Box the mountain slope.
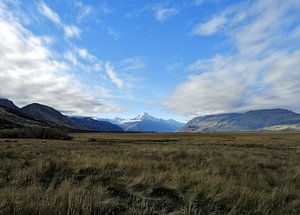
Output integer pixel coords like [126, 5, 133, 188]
[182, 109, 300, 132]
[0, 99, 123, 132]
[0, 99, 33, 119]
[0, 106, 44, 129]
[71, 117, 123, 132]
[262, 124, 300, 131]
[21, 103, 85, 130]
[119, 112, 184, 132]
[0, 98, 20, 110]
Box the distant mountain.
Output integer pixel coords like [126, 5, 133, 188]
[114, 112, 185, 132]
[182, 109, 300, 132]
[109, 117, 126, 125]
[71, 117, 123, 132]
[20, 103, 85, 130]
[5, 98, 299, 133]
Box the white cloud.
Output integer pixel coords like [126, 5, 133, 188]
[187, 55, 232, 72]
[165, 0, 300, 116]
[152, 6, 178, 22]
[192, 15, 227, 36]
[117, 57, 146, 90]
[77, 48, 96, 62]
[191, 3, 247, 36]
[63, 48, 101, 74]
[38, 2, 81, 38]
[38, 1, 60, 24]
[97, 86, 113, 98]
[63, 25, 80, 38]
[126, 4, 178, 22]
[105, 62, 124, 89]
[64, 51, 78, 65]
[0, 2, 122, 115]
[63, 47, 102, 76]
[117, 57, 146, 72]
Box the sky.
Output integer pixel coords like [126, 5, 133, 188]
[0, 0, 300, 122]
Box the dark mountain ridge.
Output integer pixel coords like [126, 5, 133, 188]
[0, 99, 48, 124]
[20, 103, 85, 129]
[0, 98, 20, 110]
[0, 99, 122, 131]
[71, 116, 123, 132]
[0, 106, 44, 129]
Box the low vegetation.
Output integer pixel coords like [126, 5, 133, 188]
[0, 127, 72, 140]
[0, 132, 299, 214]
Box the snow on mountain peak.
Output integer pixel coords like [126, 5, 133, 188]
[133, 112, 154, 120]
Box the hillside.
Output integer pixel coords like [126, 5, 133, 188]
[0, 106, 44, 129]
[0, 98, 20, 110]
[21, 103, 86, 130]
[262, 124, 300, 131]
[182, 109, 300, 132]
[71, 117, 123, 132]
[0, 99, 125, 132]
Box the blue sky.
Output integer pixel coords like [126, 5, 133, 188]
[0, 0, 300, 122]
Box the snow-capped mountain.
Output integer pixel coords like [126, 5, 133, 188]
[132, 112, 156, 121]
[108, 112, 185, 132]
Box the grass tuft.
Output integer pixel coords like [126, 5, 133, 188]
[0, 132, 299, 214]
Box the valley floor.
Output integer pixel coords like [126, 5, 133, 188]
[0, 132, 300, 214]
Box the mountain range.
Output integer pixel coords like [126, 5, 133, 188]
[0, 99, 123, 132]
[181, 109, 300, 132]
[70, 116, 123, 132]
[0, 99, 184, 132]
[104, 112, 185, 132]
[1, 98, 300, 132]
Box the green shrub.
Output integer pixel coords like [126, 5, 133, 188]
[0, 128, 22, 138]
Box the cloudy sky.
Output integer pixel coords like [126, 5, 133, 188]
[0, 0, 299, 121]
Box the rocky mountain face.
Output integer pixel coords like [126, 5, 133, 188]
[112, 112, 185, 132]
[182, 109, 300, 132]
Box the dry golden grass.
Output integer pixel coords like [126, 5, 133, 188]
[0, 132, 300, 214]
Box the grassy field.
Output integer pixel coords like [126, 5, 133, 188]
[0, 132, 299, 214]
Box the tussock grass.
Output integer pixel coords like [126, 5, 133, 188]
[0, 132, 299, 214]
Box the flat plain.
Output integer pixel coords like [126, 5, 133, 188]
[0, 132, 299, 214]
